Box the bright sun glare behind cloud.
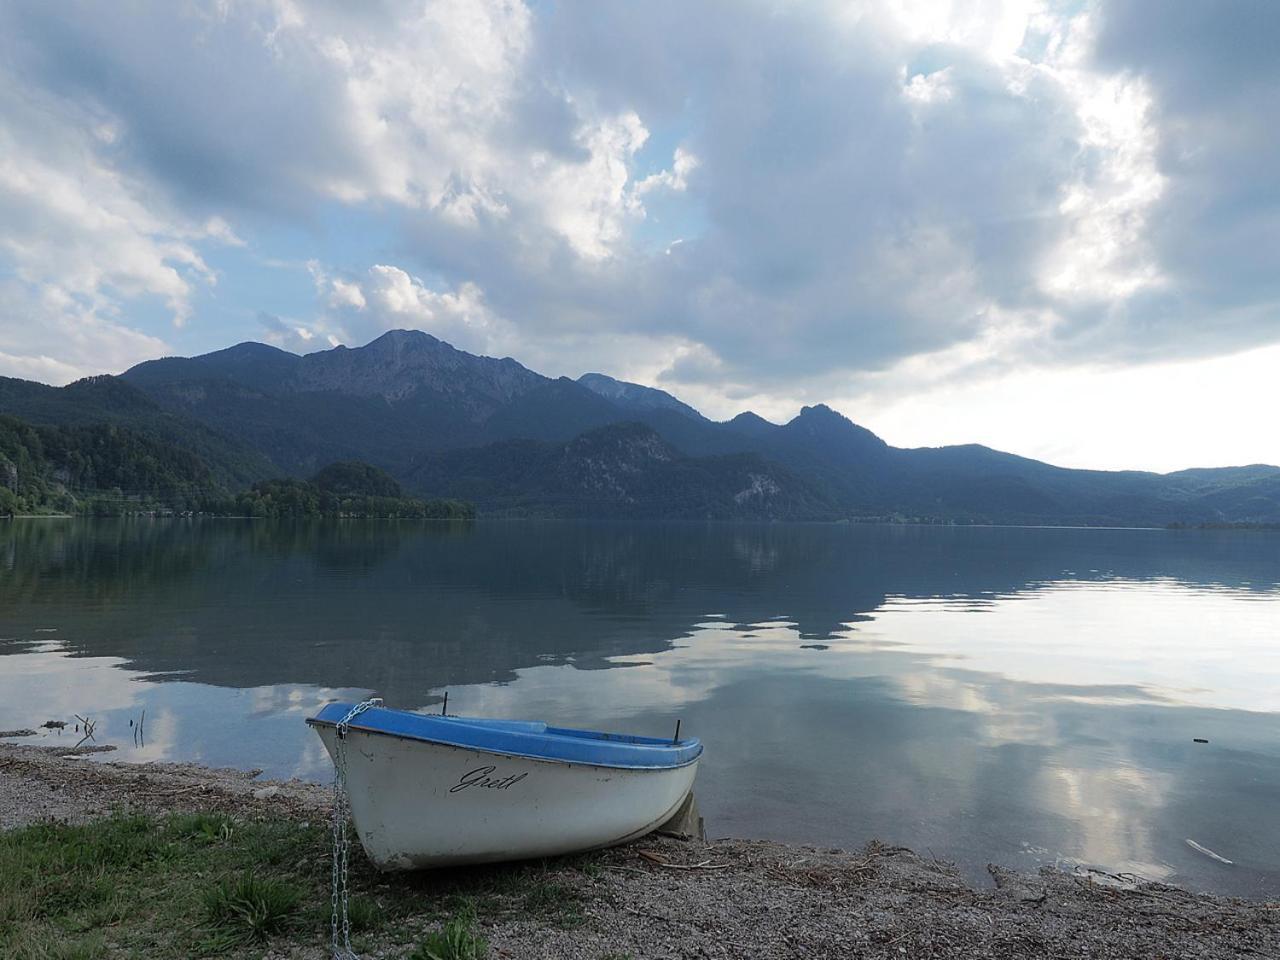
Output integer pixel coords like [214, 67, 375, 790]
[853, 343, 1280, 473]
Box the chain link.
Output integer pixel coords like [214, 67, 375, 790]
[330, 698, 382, 960]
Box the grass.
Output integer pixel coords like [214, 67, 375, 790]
[0, 811, 596, 958]
[0, 812, 327, 958]
[408, 911, 488, 960]
[201, 872, 302, 949]
[345, 894, 383, 932]
[517, 873, 585, 928]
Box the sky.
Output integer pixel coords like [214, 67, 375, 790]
[0, 0, 1277, 473]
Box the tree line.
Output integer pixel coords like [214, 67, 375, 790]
[0, 415, 472, 519]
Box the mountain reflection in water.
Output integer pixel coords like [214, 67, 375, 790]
[1, 519, 1278, 898]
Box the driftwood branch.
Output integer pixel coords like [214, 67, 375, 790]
[636, 849, 730, 871]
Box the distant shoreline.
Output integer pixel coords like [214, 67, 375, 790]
[7, 513, 1279, 532]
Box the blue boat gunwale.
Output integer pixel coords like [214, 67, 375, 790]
[307, 703, 702, 771]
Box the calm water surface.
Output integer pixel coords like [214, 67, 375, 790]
[2, 519, 1278, 897]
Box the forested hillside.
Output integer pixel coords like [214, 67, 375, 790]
[201, 461, 474, 519]
[0, 375, 275, 487]
[409, 422, 832, 519]
[0, 415, 220, 514]
[0, 415, 472, 518]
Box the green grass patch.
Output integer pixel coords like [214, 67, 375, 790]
[201, 871, 301, 950]
[408, 911, 489, 960]
[170, 812, 236, 845]
[0, 812, 592, 958]
[345, 894, 383, 933]
[0, 812, 327, 958]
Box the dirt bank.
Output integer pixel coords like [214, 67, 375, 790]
[2, 741, 1277, 959]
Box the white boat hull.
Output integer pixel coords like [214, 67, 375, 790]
[315, 724, 699, 870]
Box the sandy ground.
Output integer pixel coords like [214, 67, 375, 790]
[3, 740, 1278, 959]
[0, 740, 330, 828]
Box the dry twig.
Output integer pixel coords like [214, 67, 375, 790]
[637, 849, 730, 871]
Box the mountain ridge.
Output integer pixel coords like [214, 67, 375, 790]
[577, 372, 706, 422]
[2, 329, 1276, 524]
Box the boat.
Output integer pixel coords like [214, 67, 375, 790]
[307, 702, 703, 870]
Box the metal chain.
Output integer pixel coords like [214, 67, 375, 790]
[330, 698, 382, 960]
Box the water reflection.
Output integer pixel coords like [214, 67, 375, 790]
[1, 519, 1278, 897]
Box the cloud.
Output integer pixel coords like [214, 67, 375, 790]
[0, 280, 170, 384]
[1078, 0, 1280, 361]
[256, 304, 337, 354]
[843, 339, 1280, 473]
[0, 15, 243, 380]
[634, 147, 699, 197]
[327, 279, 366, 311]
[516, 3, 1085, 384]
[310, 264, 514, 359]
[0, 82, 211, 320]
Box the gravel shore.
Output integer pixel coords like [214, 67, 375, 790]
[3, 741, 1277, 959]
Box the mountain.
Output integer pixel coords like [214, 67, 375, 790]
[120, 330, 622, 475]
[577, 372, 706, 421]
[0, 413, 224, 514]
[726, 411, 780, 439]
[409, 421, 833, 520]
[0, 375, 274, 487]
[2, 329, 1277, 524]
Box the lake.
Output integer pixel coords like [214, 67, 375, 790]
[2, 519, 1278, 897]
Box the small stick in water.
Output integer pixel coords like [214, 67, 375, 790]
[1186, 839, 1234, 865]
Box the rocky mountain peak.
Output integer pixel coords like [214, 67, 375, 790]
[294, 329, 544, 407]
[577, 373, 705, 421]
[788, 404, 887, 451]
[727, 411, 778, 437]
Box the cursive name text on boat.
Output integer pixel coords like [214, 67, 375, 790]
[450, 766, 530, 794]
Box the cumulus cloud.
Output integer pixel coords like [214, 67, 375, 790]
[327, 279, 366, 311]
[0, 85, 210, 316]
[634, 147, 699, 196]
[0, 280, 170, 384]
[255, 311, 322, 352]
[307, 264, 514, 359]
[0, 13, 246, 381]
